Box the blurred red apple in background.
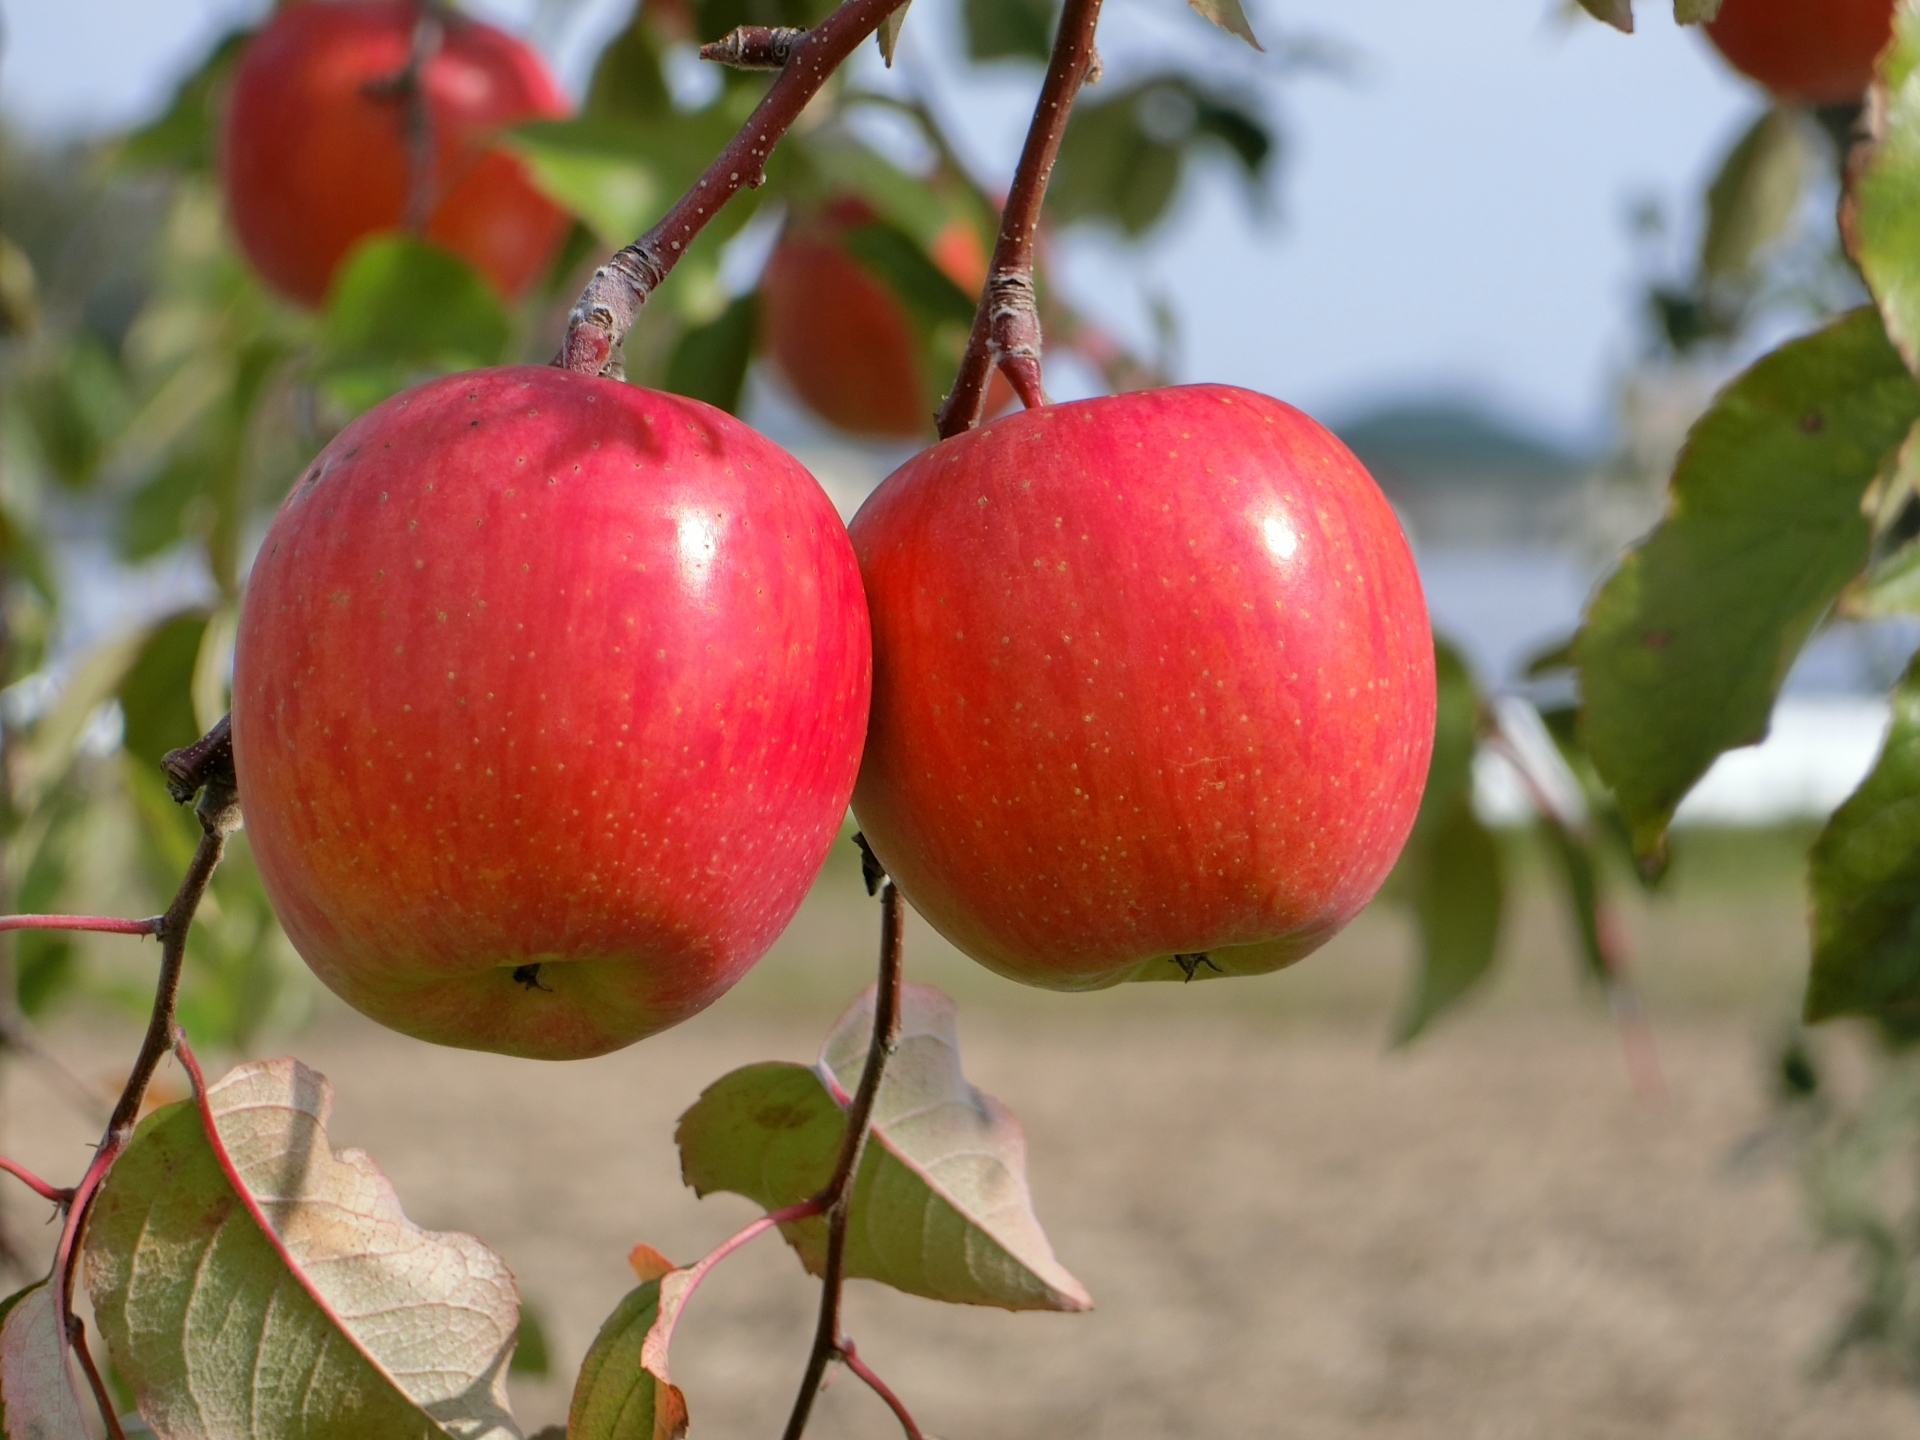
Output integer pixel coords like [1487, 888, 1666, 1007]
[222, 0, 570, 307]
[760, 197, 1011, 438]
[849, 384, 1434, 990]
[232, 366, 871, 1058]
[1704, 0, 1894, 103]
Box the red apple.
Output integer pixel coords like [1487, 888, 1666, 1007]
[759, 198, 1011, 438]
[848, 385, 1433, 990]
[231, 366, 871, 1058]
[222, 0, 570, 308]
[1704, 0, 1894, 103]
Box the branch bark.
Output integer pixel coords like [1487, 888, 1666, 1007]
[48, 719, 241, 1438]
[555, 0, 907, 377]
[779, 881, 907, 1440]
[935, 0, 1105, 437]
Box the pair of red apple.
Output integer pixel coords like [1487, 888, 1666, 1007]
[233, 366, 1435, 1058]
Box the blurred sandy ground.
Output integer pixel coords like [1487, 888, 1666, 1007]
[6, 828, 1919, 1439]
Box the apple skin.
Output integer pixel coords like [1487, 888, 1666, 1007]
[232, 366, 871, 1058]
[759, 198, 1010, 438]
[1704, 0, 1893, 103]
[222, 0, 570, 308]
[848, 385, 1434, 991]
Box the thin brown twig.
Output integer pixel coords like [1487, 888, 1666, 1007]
[555, 0, 906, 376]
[838, 1337, 925, 1440]
[936, 0, 1105, 437]
[49, 720, 239, 1440]
[68, 1314, 128, 1440]
[779, 881, 907, 1440]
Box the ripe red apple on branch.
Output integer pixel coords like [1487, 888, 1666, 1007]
[850, 384, 1435, 989]
[1703, 0, 1895, 103]
[759, 197, 1013, 437]
[230, 366, 871, 1059]
[221, 0, 571, 306]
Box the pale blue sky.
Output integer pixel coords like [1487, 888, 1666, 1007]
[2, 0, 1757, 444]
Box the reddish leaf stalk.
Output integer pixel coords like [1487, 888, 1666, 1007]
[935, 0, 1105, 437]
[0, 1153, 71, 1205]
[838, 1337, 924, 1440]
[1485, 726, 1666, 1101]
[779, 881, 908, 1440]
[50, 721, 240, 1439]
[0, 914, 161, 937]
[645, 1196, 826, 1363]
[556, 0, 907, 377]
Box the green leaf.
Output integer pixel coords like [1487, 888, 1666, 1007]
[118, 610, 210, 771]
[1392, 638, 1504, 1042]
[567, 1277, 683, 1440]
[1397, 801, 1504, 1043]
[1049, 77, 1272, 236]
[664, 294, 758, 414]
[504, 120, 667, 249]
[584, 9, 674, 125]
[318, 237, 509, 412]
[1848, 3, 1920, 374]
[1807, 655, 1920, 1025]
[113, 29, 249, 173]
[1700, 108, 1810, 283]
[676, 984, 1092, 1312]
[1674, 0, 1722, 20]
[963, 0, 1055, 61]
[1186, 0, 1262, 50]
[1576, 0, 1634, 33]
[1576, 308, 1920, 861]
[84, 1057, 523, 1440]
[18, 334, 132, 488]
[0, 1281, 89, 1439]
[1536, 815, 1609, 986]
[842, 221, 978, 328]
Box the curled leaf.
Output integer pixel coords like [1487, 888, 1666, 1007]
[677, 984, 1091, 1312]
[84, 1057, 523, 1440]
[567, 1281, 686, 1440]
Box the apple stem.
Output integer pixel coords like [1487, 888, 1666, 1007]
[0, 913, 161, 937]
[935, 0, 1105, 438]
[554, 0, 908, 377]
[837, 1337, 926, 1440]
[362, 1, 448, 235]
[780, 880, 906, 1440]
[0, 1153, 72, 1205]
[49, 718, 241, 1440]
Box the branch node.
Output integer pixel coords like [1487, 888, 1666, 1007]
[701, 25, 807, 68]
[161, 714, 233, 806]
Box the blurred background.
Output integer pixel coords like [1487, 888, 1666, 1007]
[5, 0, 1920, 1435]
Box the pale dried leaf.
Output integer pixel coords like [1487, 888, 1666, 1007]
[0, 1282, 89, 1440]
[1186, 0, 1262, 50]
[878, 1, 910, 65]
[84, 1057, 523, 1440]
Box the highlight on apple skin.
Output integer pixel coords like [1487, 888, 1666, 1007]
[848, 384, 1436, 991]
[231, 366, 872, 1059]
